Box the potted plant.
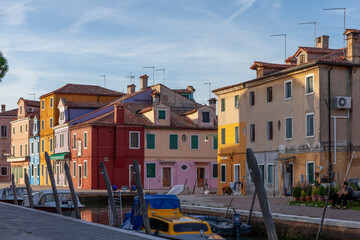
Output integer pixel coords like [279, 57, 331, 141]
[222, 186, 232, 195]
[312, 186, 319, 201]
[306, 186, 312, 202]
[292, 185, 301, 201]
[318, 185, 325, 201]
[300, 190, 306, 202]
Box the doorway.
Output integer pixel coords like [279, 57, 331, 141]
[56, 164, 60, 186]
[45, 166, 48, 185]
[197, 168, 205, 187]
[162, 167, 171, 188]
[284, 162, 294, 196]
[34, 167, 37, 185]
[78, 165, 82, 188]
[234, 164, 241, 182]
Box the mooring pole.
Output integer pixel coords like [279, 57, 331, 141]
[99, 161, 121, 228]
[45, 152, 62, 215]
[246, 148, 278, 240]
[11, 174, 18, 205]
[316, 172, 335, 240]
[224, 198, 234, 218]
[247, 191, 257, 225]
[64, 163, 81, 219]
[24, 173, 34, 208]
[133, 160, 151, 234]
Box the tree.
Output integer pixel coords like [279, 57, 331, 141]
[0, 52, 9, 82]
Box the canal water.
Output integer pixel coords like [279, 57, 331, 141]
[80, 204, 266, 240]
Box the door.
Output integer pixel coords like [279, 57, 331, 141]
[285, 163, 294, 196]
[56, 164, 60, 186]
[34, 167, 37, 185]
[78, 165, 82, 188]
[162, 167, 171, 188]
[45, 167, 48, 185]
[234, 164, 241, 182]
[197, 168, 205, 187]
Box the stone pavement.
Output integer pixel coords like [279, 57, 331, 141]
[0, 202, 162, 240]
[178, 194, 360, 222]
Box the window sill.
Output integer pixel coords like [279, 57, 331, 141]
[284, 97, 293, 101]
[285, 138, 293, 141]
[306, 135, 314, 138]
[305, 92, 314, 96]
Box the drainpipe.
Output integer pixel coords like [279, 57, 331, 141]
[328, 66, 333, 181]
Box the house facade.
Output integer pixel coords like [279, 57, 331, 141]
[0, 105, 17, 182]
[213, 30, 360, 196]
[29, 114, 40, 185]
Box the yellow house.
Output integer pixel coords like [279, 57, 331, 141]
[39, 84, 123, 185]
[214, 31, 360, 196]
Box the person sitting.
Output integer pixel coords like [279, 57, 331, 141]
[331, 181, 356, 209]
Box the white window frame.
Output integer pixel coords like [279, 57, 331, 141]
[73, 161, 76, 177]
[221, 128, 225, 145]
[50, 118, 53, 128]
[284, 80, 293, 100]
[41, 120, 45, 130]
[84, 132, 88, 149]
[267, 163, 274, 184]
[41, 100, 45, 110]
[157, 109, 167, 120]
[190, 134, 199, 150]
[220, 164, 226, 183]
[84, 160, 87, 178]
[233, 164, 241, 182]
[285, 117, 293, 140]
[201, 111, 211, 124]
[306, 113, 315, 138]
[306, 161, 315, 184]
[41, 139, 45, 152]
[305, 74, 314, 96]
[129, 131, 140, 149]
[50, 97, 53, 108]
[212, 163, 218, 179]
[73, 133, 77, 150]
[235, 126, 239, 144]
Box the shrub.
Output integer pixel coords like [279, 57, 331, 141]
[312, 186, 319, 196]
[306, 186, 312, 196]
[292, 185, 301, 198]
[318, 185, 325, 197]
[301, 190, 306, 198]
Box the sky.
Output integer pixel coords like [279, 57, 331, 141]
[1, 0, 360, 110]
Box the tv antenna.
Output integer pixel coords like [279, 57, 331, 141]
[143, 66, 155, 85]
[204, 83, 211, 100]
[299, 22, 316, 47]
[324, 8, 346, 47]
[270, 34, 287, 60]
[100, 75, 106, 88]
[126, 72, 135, 84]
[155, 69, 165, 85]
[28, 93, 36, 101]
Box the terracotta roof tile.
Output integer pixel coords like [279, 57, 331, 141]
[66, 101, 107, 109]
[0, 108, 17, 116]
[40, 84, 124, 98]
[24, 99, 40, 107]
[250, 61, 292, 70]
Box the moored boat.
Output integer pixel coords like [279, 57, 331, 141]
[122, 194, 224, 239]
[23, 190, 84, 216]
[0, 187, 28, 205]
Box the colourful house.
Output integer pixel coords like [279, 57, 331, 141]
[29, 114, 40, 185]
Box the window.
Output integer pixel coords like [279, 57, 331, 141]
[202, 111, 210, 123]
[285, 117, 293, 139]
[169, 134, 178, 150]
[37, 140, 40, 153]
[299, 55, 305, 64]
[84, 161, 87, 178]
[213, 136, 218, 150]
[234, 95, 239, 109]
[20, 145, 23, 156]
[305, 75, 314, 94]
[267, 164, 273, 183]
[284, 80, 292, 99]
[50, 97, 53, 108]
[34, 122, 37, 132]
[50, 118, 53, 128]
[191, 135, 199, 150]
[13, 127, 15, 135]
[60, 133, 65, 147]
[307, 162, 314, 184]
[41, 164, 44, 176]
[25, 144, 28, 156]
[158, 110, 166, 120]
[130, 131, 140, 149]
[84, 132, 88, 149]
[41, 120, 45, 130]
[26, 124, 28, 132]
[267, 87, 272, 102]
[306, 113, 314, 137]
[250, 124, 255, 142]
[1, 126, 7, 137]
[235, 126, 239, 144]
[49, 138, 53, 152]
[221, 128, 225, 145]
[20, 125, 23, 133]
[146, 134, 155, 149]
[146, 163, 156, 178]
[41, 139, 45, 153]
[149, 218, 169, 232]
[13, 146, 15, 156]
[31, 142, 34, 154]
[73, 161, 76, 177]
[221, 98, 225, 112]
[1, 167, 7, 176]
[267, 121, 273, 140]
[31, 164, 34, 177]
[60, 111, 65, 121]
[212, 164, 218, 178]
[249, 91, 255, 106]
[41, 100, 45, 110]
[20, 106, 23, 114]
[259, 164, 265, 183]
[73, 134, 77, 149]
[181, 164, 189, 171]
[220, 164, 226, 183]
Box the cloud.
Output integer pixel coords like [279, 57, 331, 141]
[226, 0, 256, 23]
[0, 0, 32, 26]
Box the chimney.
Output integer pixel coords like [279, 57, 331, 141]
[208, 98, 217, 110]
[127, 84, 136, 94]
[345, 29, 360, 64]
[1, 104, 5, 112]
[114, 104, 125, 125]
[140, 75, 149, 90]
[151, 91, 160, 105]
[316, 35, 329, 49]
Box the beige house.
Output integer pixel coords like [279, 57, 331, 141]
[214, 30, 360, 195]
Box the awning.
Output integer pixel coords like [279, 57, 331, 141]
[50, 152, 69, 160]
[7, 157, 28, 162]
[277, 155, 295, 161]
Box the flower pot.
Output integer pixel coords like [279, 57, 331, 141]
[293, 197, 300, 201]
[300, 197, 306, 202]
[312, 196, 318, 201]
[318, 196, 325, 202]
[306, 196, 312, 202]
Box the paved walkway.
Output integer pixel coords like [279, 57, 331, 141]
[178, 195, 360, 222]
[0, 202, 162, 240]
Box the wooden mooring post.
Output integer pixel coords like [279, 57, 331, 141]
[45, 152, 62, 215]
[64, 163, 81, 219]
[224, 198, 233, 218]
[99, 161, 121, 228]
[247, 191, 257, 225]
[246, 148, 278, 240]
[133, 160, 151, 235]
[24, 173, 34, 208]
[11, 174, 18, 205]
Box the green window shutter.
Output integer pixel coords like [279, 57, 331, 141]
[146, 163, 156, 178]
[307, 163, 314, 183]
[221, 165, 226, 182]
[213, 164, 218, 178]
[146, 134, 155, 149]
[158, 110, 166, 120]
[169, 134, 178, 149]
[191, 135, 199, 149]
[213, 136, 218, 150]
